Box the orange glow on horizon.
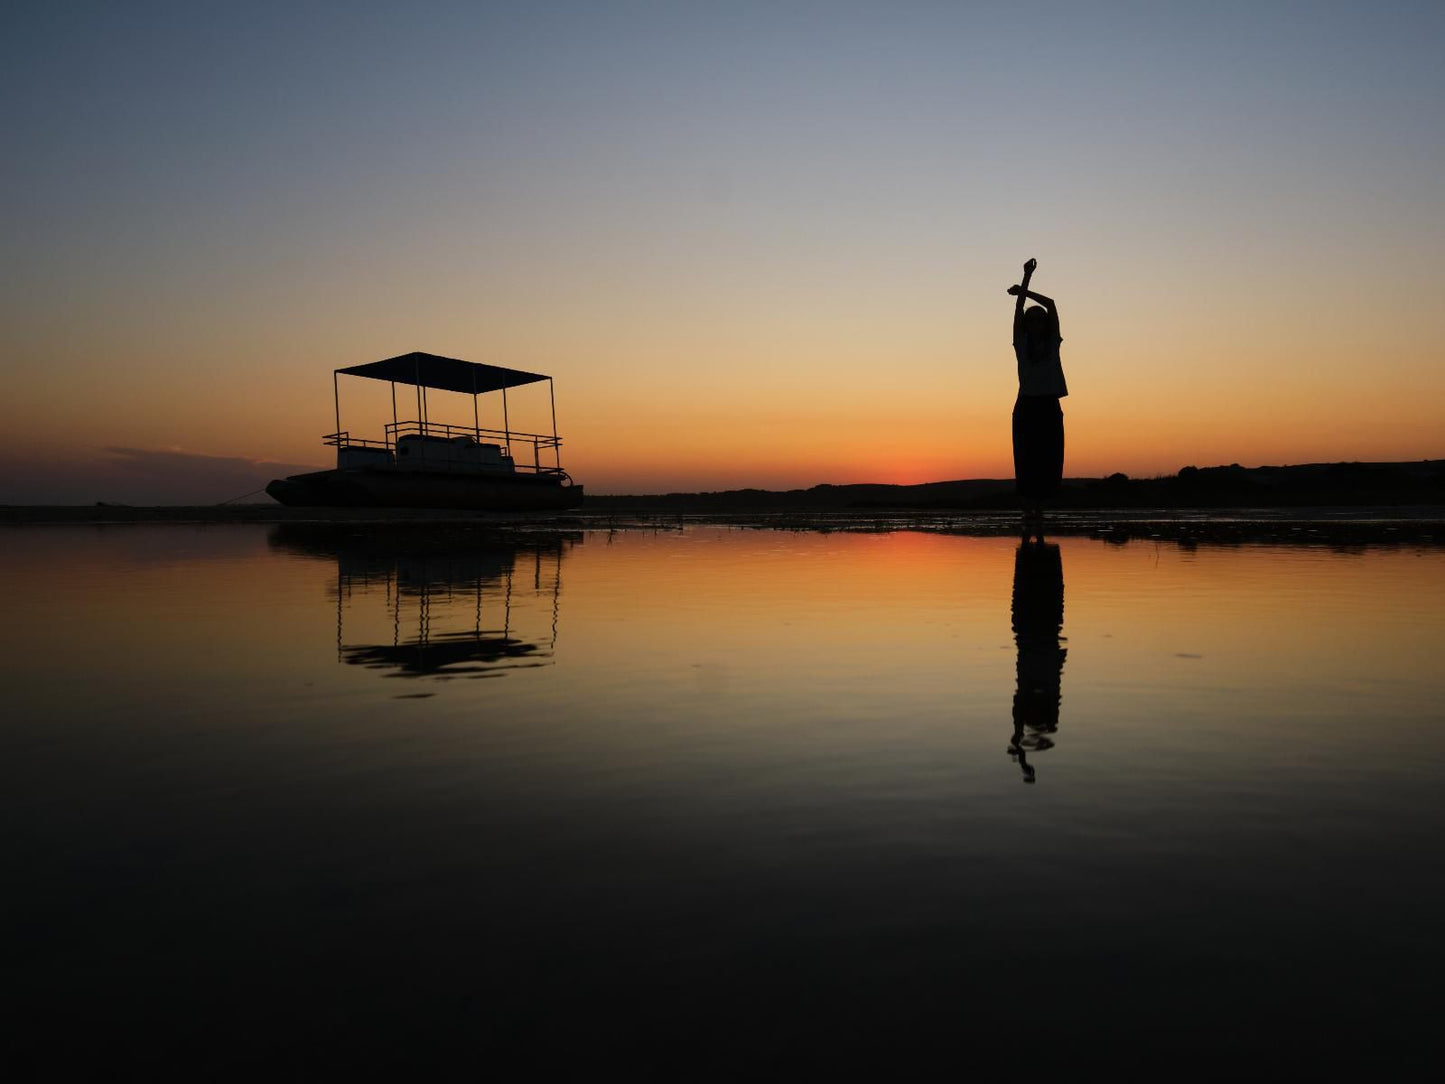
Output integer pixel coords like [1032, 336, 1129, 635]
[5, 3, 1444, 505]
[5, 246, 1442, 499]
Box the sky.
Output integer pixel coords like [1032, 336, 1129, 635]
[3, 0, 1442, 502]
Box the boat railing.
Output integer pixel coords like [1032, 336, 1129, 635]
[324, 421, 566, 475]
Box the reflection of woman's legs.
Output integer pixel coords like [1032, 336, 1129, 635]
[1008, 541, 1066, 782]
[1007, 718, 1037, 783]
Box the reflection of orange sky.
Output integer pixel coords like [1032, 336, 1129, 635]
[15, 526, 1444, 657]
[558, 530, 1445, 709]
[9, 528, 1444, 733]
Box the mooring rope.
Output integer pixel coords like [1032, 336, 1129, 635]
[216, 486, 268, 506]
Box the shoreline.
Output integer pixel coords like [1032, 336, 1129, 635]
[4, 503, 1444, 546]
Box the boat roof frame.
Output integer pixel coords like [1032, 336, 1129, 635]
[335, 351, 550, 395]
[328, 351, 565, 475]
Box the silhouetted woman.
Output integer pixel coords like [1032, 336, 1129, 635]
[1007, 258, 1067, 533]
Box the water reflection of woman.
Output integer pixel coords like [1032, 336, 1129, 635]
[1009, 540, 1066, 784]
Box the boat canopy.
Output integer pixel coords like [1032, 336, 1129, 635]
[336, 352, 550, 395]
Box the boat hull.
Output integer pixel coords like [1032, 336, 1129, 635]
[266, 468, 584, 511]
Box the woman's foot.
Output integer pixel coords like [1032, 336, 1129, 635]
[1021, 504, 1046, 543]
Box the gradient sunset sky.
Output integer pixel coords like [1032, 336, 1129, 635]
[4, 1, 1442, 502]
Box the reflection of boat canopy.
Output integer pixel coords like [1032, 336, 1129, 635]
[266, 351, 583, 510]
[343, 632, 545, 678]
[267, 524, 574, 683]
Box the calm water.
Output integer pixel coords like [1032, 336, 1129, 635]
[5, 525, 1444, 1071]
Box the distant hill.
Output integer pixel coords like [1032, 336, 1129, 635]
[587, 460, 1445, 512]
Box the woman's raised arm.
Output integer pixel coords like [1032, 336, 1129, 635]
[1013, 259, 1036, 315]
[1010, 258, 1037, 338]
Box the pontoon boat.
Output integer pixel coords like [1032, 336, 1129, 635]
[266, 352, 583, 510]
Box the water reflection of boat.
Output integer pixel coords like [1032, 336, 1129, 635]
[266, 352, 583, 510]
[269, 524, 578, 682]
[1008, 540, 1066, 782]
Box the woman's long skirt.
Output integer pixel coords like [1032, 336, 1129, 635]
[1012, 394, 1064, 500]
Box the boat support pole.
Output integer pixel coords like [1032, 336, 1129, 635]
[471, 370, 480, 441]
[390, 382, 398, 448]
[414, 357, 423, 436]
[549, 379, 560, 471]
[333, 372, 341, 444]
[502, 388, 511, 456]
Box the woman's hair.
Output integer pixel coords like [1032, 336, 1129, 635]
[1019, 305, 1054, 360]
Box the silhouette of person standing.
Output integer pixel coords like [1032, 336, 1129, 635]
[1008, 539, 1066, 783]
[1007, 258, 1067, 533]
